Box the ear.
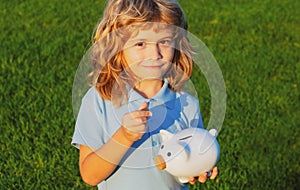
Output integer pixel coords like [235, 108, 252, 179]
[209, 128, 218, 137]
[160, 130, 174, 142]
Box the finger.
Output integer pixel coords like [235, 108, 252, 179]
[137, 102, 152, 116]
[210, 167, 218, 180]
[138, 102, 148, 111]
[122, 115, 149, 132]
[188, 177, 196, 185]
[131, 110, 152, 118]
[198, 172, 207, 183]
[128, 115, 150, 125]
[131, 124, 148, 132]
[124, 120, 148, 132]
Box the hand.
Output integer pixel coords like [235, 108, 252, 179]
[121, 102, 152, 142]
[188, 166, 218, 185]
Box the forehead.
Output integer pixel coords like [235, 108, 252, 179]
[128, 22, 175, 39]
[130, 28, 173, 41]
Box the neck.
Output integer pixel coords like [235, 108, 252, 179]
[134, 79, 164, 98]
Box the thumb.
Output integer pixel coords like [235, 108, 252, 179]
[138, 102, 148, 111]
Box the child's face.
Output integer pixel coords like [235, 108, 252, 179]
[123, 27, 175, 81]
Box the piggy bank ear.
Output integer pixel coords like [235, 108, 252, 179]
[160, 130, 174, 142]
[209, 128, 218, 136]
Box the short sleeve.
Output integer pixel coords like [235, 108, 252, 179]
[71, 87, 106, 150]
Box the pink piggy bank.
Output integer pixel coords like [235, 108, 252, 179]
[154, 128, 220, 183]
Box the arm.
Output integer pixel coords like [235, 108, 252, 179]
[79, 102, 151, 186]
[79, 127, 133, 186]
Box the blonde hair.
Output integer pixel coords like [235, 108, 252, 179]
[89, 0, 194, 105]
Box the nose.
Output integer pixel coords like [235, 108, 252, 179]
[147, 43, 162, 60]
[154, 155, 166, 170]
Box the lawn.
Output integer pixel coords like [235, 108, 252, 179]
[0, 0, 299, 189]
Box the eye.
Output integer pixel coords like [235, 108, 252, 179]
[135, 41, 146, 47]
[159, 39, 173, 47]
[160, 145, 164, 149]
[167, 152, 171, 157]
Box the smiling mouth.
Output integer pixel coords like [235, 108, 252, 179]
[142, 65, 163, 68]
[141, 62, 165, 68]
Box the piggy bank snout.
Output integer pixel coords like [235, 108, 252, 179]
[154, 155, 166, 170]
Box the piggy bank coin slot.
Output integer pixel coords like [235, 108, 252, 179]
[178, 135, 192, 141]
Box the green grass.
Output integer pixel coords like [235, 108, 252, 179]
[1, 0, 299, 189]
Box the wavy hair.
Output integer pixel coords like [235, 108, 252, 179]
[89, 0, 194, 105]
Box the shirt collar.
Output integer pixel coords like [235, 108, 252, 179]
[127, 79, 176, 109]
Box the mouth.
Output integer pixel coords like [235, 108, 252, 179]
[142, 65, 163, 68]
[141, 62, 165, 68]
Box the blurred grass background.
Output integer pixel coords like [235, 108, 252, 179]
[0, 0, 299, 189]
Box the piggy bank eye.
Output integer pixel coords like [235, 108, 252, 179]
[160, 145, 164, 149]
[167, 152, 171, 157]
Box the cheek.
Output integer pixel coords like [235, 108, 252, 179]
[123, 49, 141, 66]
[162, 49, 175, 62]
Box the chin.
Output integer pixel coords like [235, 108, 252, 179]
[138, 74, 164, 80]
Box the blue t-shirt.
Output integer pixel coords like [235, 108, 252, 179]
[72, 80, 204, 190]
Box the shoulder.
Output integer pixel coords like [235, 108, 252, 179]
[81, 86, 109, 113]
[82, 86, 99, 101]
[176, 91, 199, 106]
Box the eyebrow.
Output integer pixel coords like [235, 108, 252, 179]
[128, 38, 148, 43]
[129, 35, 173, 42]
